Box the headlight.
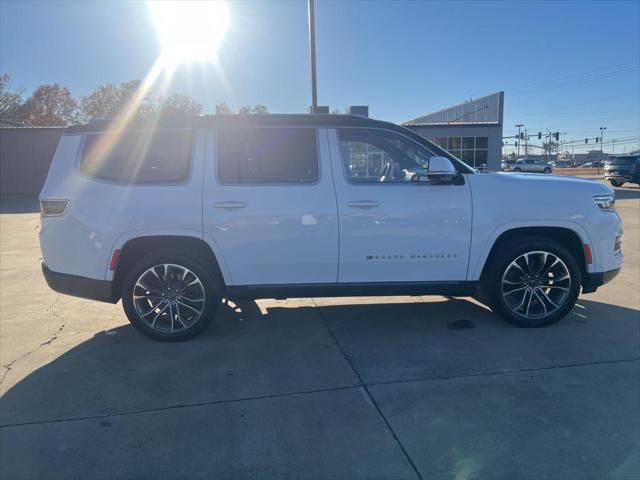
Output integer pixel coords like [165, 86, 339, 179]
[593, 194, 615, 211]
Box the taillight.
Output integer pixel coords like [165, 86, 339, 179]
[40, 199, 69, 216]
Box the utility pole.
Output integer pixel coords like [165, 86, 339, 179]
[515, 124, 523, 158]
[524, 128, 529, 158]
[307, 0, 318, 113]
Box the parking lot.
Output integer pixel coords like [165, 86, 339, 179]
[0, 182, 638, 480]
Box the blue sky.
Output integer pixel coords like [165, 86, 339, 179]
[1, 0, 638, 153]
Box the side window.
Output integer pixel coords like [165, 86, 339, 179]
[217, 127, 318, 184]
[80, 130, 193, 183]
[339, 128, 435, 183]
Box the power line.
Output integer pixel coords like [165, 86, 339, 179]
[508, 66, 639, 97]
[506, 61, 639, 94]
[514, 91, 639, 117]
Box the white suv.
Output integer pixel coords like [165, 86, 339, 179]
[39, 115, 623, 341]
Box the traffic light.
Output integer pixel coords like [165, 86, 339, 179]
[595, 137, 599, 143]
[515, 141, 518, 147]
[520, 133, 525, 140]
[554, 132, 560, 141]
[538, 132, 542, 139]
[585, 138, 589, 144]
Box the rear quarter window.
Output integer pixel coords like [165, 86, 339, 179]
[216, 127, 319, 184]
[79, 129, 193, 184]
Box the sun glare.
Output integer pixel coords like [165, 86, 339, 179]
[147, 0, 230, 66]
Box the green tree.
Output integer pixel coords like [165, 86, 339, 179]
[19, 83, 77, 126]
[0, 74, 24, 124]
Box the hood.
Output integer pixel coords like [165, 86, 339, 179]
[476, 172, 613, 196]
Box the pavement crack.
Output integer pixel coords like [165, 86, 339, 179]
[0, 296, 65, 385]
[0, 384, 361, 429]
[367, 357, 640, 388]
[310, 298, 424, 480]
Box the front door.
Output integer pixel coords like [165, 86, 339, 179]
[203, 127, 339, 286]
[327, 128, 472, 283]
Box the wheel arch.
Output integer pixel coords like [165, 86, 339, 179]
[476, 226, 590, 284]
[112, 235, 228, 299]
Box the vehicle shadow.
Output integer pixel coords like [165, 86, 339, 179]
[1, 296, 638, 428]
[0, 195, 40, 214]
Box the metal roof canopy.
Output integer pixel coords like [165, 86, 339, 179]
[403, 91, 504, 126]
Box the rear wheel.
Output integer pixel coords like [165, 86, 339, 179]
[514, 168, 522, 172]
[483, 236, 581, 327]
[610, 179, 624, 187]
[544, 167, 551, 174]
[122, 252, 220, 341]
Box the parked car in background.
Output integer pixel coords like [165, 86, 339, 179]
[605, 154, 640, 187]
[39, 114, 622, 341]
[514, 159, 553, 174]
[501, 159, 516, 171]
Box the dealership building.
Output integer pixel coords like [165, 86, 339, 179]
[402, 91, 504, 171]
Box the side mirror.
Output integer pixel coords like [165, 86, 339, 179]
[428, 156, 458, 183]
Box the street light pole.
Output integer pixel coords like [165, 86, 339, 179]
[307, 0, 318, 113]
[599, 126, 606, 153]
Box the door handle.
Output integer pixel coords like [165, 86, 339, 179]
[347, 200, 380, 208]
[214, 201, 247, 209]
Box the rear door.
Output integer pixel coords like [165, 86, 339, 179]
[327, 128, 472, 283]
[203, 127, 338, 286]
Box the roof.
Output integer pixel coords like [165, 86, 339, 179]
[65, 114, 400, 134]
[63, 113, 475, 174]
[403, 91, 504, 126]
[0, 126, 67, 130]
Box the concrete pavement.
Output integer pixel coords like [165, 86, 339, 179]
[1, 184, 638, 479]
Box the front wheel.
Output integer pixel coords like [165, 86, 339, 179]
[514, 168, 522, 172]
[122, 252, 220, 341]
[483, 237, 581, 327]
[610, 179, 624, 187]
[544, 167, 551, 174]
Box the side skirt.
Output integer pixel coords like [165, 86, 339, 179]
[225, 281, 479, 301]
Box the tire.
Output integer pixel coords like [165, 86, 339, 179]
[482, 236, 581, 328]
[514, 168, 521, 172]
[121, 251, 220, 341]
[610, 179, 624, 187]
[544, 167, 551, 174]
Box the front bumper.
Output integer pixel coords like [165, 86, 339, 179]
[582, 267, 621, 294]
[605, 173, 633, 182]
[42, 264, 119, 303]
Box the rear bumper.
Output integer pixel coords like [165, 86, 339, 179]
[582, 267, 621, 294]
[42, 264, 119, 303]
